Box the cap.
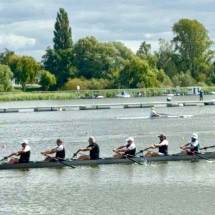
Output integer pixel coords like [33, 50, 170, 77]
[158, 134, 166, 138]
[191, 133, 198, 139]
[89, 136, 95, 143]
[21, 139, 28, 145]
[126, 137, 134, 142]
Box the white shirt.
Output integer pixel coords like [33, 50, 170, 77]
[160, 139, 168, 146]
[56, 145, 64, 151]
[124, 142, 136, 150]
[189, 140, 198, 147]
[150, 110, 157, 117]
[23, 145, 30, 152]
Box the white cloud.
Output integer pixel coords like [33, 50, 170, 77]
[0, 34, 36, 50]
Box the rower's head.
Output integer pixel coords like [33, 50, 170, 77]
[126, 137, 134, 145]
[56, 139, 63, 146]
[21, 139, 28, 147]
[151, 107, 154, 110]
[191, 133, 198, 141]
[88, 136, 96, 144]
[158, 134, 166, 140]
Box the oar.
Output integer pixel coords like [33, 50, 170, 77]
[0, 154, 14, 162]
[113, 151, 142, 165]
[193, 152, 215, 163]
[135, 148, 149, 156]
[200, 145, 215, 150]
[0, 156, 8, 161]
[57, 159, 76, 168]
[41, 153, 76, 168]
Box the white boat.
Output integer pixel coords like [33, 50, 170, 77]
[117, 114, 193, 120]
[116, 91, 131, 98]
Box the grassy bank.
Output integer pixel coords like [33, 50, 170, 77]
[0, 87, 214, 102]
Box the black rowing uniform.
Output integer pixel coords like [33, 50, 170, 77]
[19, 145, 31, 163]
[89, 143, 100, 160]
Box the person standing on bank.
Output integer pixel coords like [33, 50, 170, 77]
[41, 139, 65, 161]
[144, 134, 168, 157]
[113, 137, 136, 158]
[74, 136, 100, 160]
[199, 90, 203, 101]
[8, 140, 31, 164]
[180, 133, 200, 155]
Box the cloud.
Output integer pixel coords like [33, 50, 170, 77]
[0, 34, 36, 50]
[0, 0, 214, 61]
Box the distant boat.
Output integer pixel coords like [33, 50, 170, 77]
[116, 91, 131, 98]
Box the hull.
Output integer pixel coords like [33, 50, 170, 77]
[0, 152, 215, 170]
[117, 114, 193, 120]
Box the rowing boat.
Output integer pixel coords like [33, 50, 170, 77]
[0, 152, 215, 170]
[117, 114, 193, 120]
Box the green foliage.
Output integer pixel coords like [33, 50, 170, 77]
[53, 8, 73, 50]
[0, 64, 13, 91]
[63, 78, 114, 90]
[172, 18, 214, 80]
[119, 56, 160, 88]
[73, 37, 134, 80]
[39, 70, 56, 90]
[155, 39, 178, 78]
[172, 71, 195, 87]
[15, 56, 39, 91]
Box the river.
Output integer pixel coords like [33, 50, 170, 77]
[0, 95, 215, 215]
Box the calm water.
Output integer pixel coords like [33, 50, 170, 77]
[0, 95, 215, 215]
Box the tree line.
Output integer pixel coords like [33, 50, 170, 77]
[0, 8, 214, 92]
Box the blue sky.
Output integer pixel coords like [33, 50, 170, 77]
[0, 0, 214, 61]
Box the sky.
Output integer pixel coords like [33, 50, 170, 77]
[0, 0, 215, 61]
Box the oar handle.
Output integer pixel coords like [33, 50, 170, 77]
[200, 145, 215, 150]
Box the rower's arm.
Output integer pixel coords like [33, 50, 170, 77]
[42, 148, 57, 155]
[113, 145, 124, 152]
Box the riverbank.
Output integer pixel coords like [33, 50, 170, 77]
[0, 87, 215, 101]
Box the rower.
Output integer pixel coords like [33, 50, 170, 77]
[180, 133, 200, 155]
[74, 136, 100, 160]
[150, 107, 160, 117]
[144, 134, 168, 157]
[8, 140, 31, 164]
[41, 139, 65, 161]
[113, 137, 136, 158]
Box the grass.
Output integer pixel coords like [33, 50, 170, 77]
[0, 87, 214, 102]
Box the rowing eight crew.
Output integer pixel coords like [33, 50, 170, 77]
[4, 133, 200, 164]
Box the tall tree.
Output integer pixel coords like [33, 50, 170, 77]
[42, 8, 73, 89]
[172, 19, 214, 81]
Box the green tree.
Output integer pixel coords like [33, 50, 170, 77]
[39, 70, 56, 90]
[172, 19, 214, 80]
[0, 49, 21, 76]
[0, 64, 13, 91]
[73, 37, 133, 81]
[119, 56, 160, 88]
[16, 56, 39, 91]
[155, 39, 178, 78]
[42, 8, 73, 89]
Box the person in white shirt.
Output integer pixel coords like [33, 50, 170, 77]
[180, 133, 199, 155]
[8, 140, 31, 164]
[41, 139, 65, 161]
[113, 137, 136, 158]
[150, 107, 160, 117]
[144, 134, 168, 157]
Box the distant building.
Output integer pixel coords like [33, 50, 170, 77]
[187, 86, 201, 95]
